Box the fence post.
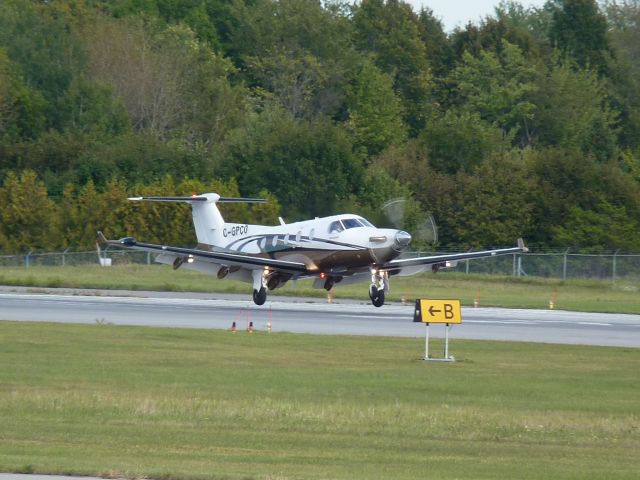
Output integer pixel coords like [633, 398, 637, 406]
[612, 249, 619, 283]
[147, 251, 151, 265]
[62, 247, 69, 267]
[25, 250, 33, 268]
[562, 248, 569, 280]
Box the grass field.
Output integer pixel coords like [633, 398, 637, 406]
[1, 264, 640, 313]
[0, 321, 638, 479]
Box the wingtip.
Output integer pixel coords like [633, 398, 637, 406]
[517, 237, 529, 253]
[97, 231, 108, 245]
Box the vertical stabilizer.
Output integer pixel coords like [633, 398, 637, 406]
[127, 193, 265, 247]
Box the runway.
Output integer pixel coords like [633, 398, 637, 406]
[1, 289, 638, 347]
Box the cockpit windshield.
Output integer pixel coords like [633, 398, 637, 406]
[329, 217, 376, 233]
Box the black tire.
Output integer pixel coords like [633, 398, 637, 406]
[369, 285, 378, 299]
[370, 288, 385, 307]
[253, 287, 267, 305]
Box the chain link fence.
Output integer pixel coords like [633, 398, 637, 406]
[1, 248, 640, 282]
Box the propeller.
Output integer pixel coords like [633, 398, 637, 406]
[381, 197, 438, 249]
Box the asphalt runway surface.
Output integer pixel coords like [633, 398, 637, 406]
[1, 288, 639, 347]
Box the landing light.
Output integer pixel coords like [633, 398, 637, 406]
[187, 255, 194, 263]
[369, 235, 387, 243]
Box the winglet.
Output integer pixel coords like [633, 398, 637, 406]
[517, 238, 529, 253]
[97, 231, 108, 246]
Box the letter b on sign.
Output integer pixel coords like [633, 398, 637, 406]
[444, 303, 454, 319]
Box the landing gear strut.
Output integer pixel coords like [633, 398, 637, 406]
[369, 270, 387, 307]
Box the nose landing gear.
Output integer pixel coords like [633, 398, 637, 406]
[369, 270, 388, 307]
[252, 269, 268, 305]
[253, 286, 267, 305]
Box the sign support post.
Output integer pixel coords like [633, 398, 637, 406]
[414, 299, 461, 362]
[424, 323, 429, 359]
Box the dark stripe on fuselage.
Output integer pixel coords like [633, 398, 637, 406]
[224, 234, 367, 252]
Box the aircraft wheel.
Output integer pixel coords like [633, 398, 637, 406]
[253, 287, 267, 306]
[369, 286, 385, 307]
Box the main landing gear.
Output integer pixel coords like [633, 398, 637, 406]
[369, 269, 387, 307]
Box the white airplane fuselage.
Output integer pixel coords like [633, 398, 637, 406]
[203, 214, 410, 275]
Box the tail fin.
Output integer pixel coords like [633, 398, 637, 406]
[128, 193, 265, 246]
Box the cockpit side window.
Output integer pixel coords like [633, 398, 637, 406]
[329, 220, 344, 234]
[358, 217, 374, 227]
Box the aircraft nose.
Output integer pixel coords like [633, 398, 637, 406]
[394, 231, 412, 250]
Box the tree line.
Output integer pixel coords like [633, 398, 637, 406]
[1, 0, 640, 253]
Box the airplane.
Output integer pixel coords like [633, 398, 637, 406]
[98, 193, 528, 307]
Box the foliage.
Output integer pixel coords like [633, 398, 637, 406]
[219, 105, 361, 219]
[346, 58, 407, 156]
[0, 170, 60, 251]
[0, 0, 639, 253]
[548, 0, 612, 75]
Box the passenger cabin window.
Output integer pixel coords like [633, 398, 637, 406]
[329, 221, 344, 234]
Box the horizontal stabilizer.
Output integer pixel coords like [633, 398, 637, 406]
[128, 194, 266, 203]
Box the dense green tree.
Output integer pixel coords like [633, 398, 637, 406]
[421, 110, 506, 173]
[530, 58, 618, 158]
[0, 48, 47, 140]
[0, 0, 640, 253]
[417, 7, 452, 78]
[604, 0, 640, 149]
[548, 0, 612, 75]
[553, 201, 640, 251]
[0, 170, 61, 252]
[220, 105, 362, 218]
[445, 40, 539, 144]
[352, 0, 431, 134]
[228, 0, 355, 120]
[85, 15, 244, 145]
[439, 153, 536, 247]
[61, 179, 102, 249]
[0, 0, 86, 131]
[450, 10, 544, 63]
[346, 58, 407, 157]
[525, 148, 640, 247]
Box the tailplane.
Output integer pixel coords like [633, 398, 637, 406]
[128, 194, 265, 246]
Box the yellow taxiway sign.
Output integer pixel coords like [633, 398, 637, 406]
[413, 299, 462, 324]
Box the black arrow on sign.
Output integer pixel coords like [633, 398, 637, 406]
[428, 305, 441, 316]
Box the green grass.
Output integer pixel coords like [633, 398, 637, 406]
[1, 264, 640, 313]
[0, 321, 638, 479]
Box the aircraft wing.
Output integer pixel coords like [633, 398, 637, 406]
[381, 238, 528, 275]
[97, 232, 309, 275]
